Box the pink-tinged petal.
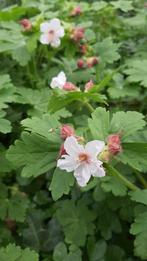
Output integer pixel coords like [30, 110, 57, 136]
[49, 18, 61, 30]
[40, 34, 50, 44]
[64, 136, 84, 157]
[91, 161, 105, 177]
[40, 22, 50, 33]
[57, 27, 65, 37]
[58, 71, 66, 84]
[50, 71, 66, 88]
[51, 38, 61, 47]
[74, 164, 91, 187]
[57, 155, 78, 172]
[85, 140, 105, 157]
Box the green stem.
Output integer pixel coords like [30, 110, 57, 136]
[105, 163, 139, 191]
[84, 102, 94, 113]
[134, 171, 147, 189]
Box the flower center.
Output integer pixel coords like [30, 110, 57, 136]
[79, 153, 90, 163]
[48, 30, 55, 41]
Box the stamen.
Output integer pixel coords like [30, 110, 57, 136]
[79, 153, 90, 163]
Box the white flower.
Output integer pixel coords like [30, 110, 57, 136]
[40, 18, 64, 47]
[57, 136, 105, 187]
[50, 71, 66, 89]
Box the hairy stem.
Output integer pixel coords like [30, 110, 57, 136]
[134, 171, 147, 189]
[105, 163, 139, 191]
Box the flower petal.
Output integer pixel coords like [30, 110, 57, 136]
[40, 34, 50, 44]
[85, 140, 105, 157]
[40, 22, 50, 33]
[74, 164, 91, 187]
[51, 38, 61, 48]
[56, 27, 65, 37]
[49, 18, 61, 30]
[50, 71, 66, 88]
[57, 155, 78, 172]
[91, 160, 105, 177]
[64, 136, 85, 157]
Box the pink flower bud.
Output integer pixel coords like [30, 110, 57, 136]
[79, 44, 87, 54]
[71, 6, 82, 16]
[61, 125, 75, 140]
[59, 144, 67, 157]
[20, 19, 32, 31]
[71, 27, 85, 42]
[86, 57, 99, 68]
[84, 80, 94, 92]
[107, 134, 122, 155]
[77, 59, 85, 68]
[63, 82, 77, 91]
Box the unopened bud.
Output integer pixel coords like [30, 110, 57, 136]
[71, 27, 84, 42]
[63, 82, 77, 91]
[86, 57, 99, 68]
[20, 19, 32, 31]
[84, 80, 94, 92]
[61, 125, 75, 140]
[107, 134, 122, 155]
[71, 6, 82, 16]
[77, 59, 85, 68]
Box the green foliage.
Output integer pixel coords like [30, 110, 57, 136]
[94, 37, 120, 64]
[0, 0, 147, 260]
[55, 200, 96, 246]
[130, 189, 147, 206]
[101, 176, 127, 196]
[6, 132, 58, 177]
[124, 60, 147, 88]
[130, 212, 147, 260]
[0, 183, 29, 222]
[0, 243, 39, 261]
[88, 107, 109, 141]
[50, 168, 74, 201]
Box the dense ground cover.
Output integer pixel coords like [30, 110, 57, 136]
[0, 0, 147, 260]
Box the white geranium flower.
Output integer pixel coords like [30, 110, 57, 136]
[40, 18, 64, 47]
[50, 71, 66, 89]
[57, 136, 105, 187]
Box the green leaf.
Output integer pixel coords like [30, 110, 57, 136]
[91, 1, 107, 11]
[48, 89, 105, 113]
[53, 242, 82, 261]
[0, 111, 11, 133]
[0, 184, 29, 222]
[49, 168, 74, 201]
[0, 243, 39, 261]
[0, 21, 26, 53]
[90, 239, 107, 261]
[110, 111, 145, 140]
[130, 190, 147, 206]
[101, 176, 127, 196]
[0, 74, 16, 110]
[130, 211, 147, 260]
[105, 245, 125, 261]
[11, 46, 31, 66]
[55, 200, 96, 246]
[97, 206, 121, 240]
[21, 114, 61, 143]
[94, 37, 120, 64]
[124, 59, 147, 88]
[53, 242, 67, 261]
[88, 107, 109, 140]
[117, 143, 147, 172]
[111, 0, 134, 12]
[6, 132, 58, 178]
